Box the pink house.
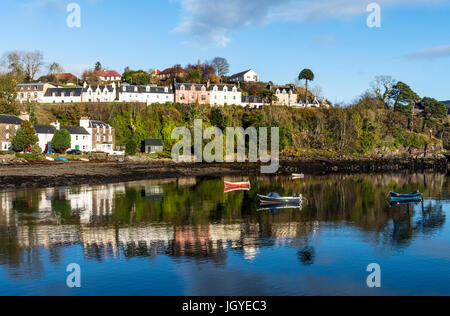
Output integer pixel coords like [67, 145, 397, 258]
[174, 83, 210, 105]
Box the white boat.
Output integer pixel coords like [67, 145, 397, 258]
[45, 157, 54, 161]
[80, 158, 89, 162]
[292, 173, 305, 179]
[258, 192, 303, 205]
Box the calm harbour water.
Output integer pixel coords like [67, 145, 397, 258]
[0, 173, 449, 296]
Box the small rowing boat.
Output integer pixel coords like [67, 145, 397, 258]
[292, 173, 305, 179]
[224, 181, 251, 188]
[57, 157, 68, 162]
[258, 192, 303, 205]
[45, 157, 54, 162]
[80, 158, 89, 162]
[390, 191, 422, 201]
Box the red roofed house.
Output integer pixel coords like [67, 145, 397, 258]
[158, 66, 188, 81]
[93, 70, 122, 82]
[54, 73, 79, 81]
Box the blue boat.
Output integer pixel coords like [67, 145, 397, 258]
[57, 157, 69, 162]
[390, 191, 421, 201]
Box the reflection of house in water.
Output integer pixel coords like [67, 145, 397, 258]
[16, 225, 80, 248]
[142, 185, 163, 200]
[0, 193, 15, 228]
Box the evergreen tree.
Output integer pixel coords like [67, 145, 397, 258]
[12, 121, 38, 152]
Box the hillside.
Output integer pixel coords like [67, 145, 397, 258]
[30, 94, 449, 158]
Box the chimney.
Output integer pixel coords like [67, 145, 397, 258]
[18, 112, 30, 122]
[83, 81, 87, 88]
[80, 117, 90, 128]
[51, 121, 61, 130]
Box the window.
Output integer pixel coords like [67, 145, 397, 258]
[5, 125, 9, 130]
[5, 133, 9, 140]
[109, 136, 112, 142]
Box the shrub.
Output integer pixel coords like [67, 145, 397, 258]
[51, 129, 71, 153]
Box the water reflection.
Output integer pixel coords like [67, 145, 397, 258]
[0, 173, 448, 293]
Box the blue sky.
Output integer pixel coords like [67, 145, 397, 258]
[1, 0, 449, 103]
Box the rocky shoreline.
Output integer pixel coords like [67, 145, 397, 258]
[0, 157, 448, 191]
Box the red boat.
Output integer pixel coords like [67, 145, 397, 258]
[224, 181, 251, 189]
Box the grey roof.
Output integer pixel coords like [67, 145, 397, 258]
[208, 84, 240, 92]
[174, 83, 207, 91]
[61, 126, 90, 135]
[34, 125, 90, 135]
[34, 125, 56, 134]
[0, 115, 23, 125]
[145, 139, 163, 146]
[88, 120, 111, 128]
[270, 86, 297, 94]
[229, 70, 252, 79]
[45, 87, 82, 97]
[242, 96, 264, 103]
[83, 85, 115, 92]
[121, 85, 173, 94]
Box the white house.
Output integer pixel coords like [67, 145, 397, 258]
[118, 84, 174, 105]
[296, 97, 321, 109]
[92, 70, 122, 82]
[34, 122, 92, 153]
[42, 87, 83, 103]
[208, 84, 242, 106]
[17, 83, 57, 104]
[82, 82, 117, 103]
[79, 118, 117, 154]
[229, 70, 259, 83]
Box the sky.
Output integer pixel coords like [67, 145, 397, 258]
[0, 0, 449, 104]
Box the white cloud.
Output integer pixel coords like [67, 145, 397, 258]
[402, 45, 450, 60]
[174, 0, 444, 47]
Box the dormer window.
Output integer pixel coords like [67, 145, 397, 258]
[224, 87, 228, 92]
[134, 87, 138, 92]
[123, 87, 126, 92]
[146, 87, 150, 92]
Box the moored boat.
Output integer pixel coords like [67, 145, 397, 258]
[292, 173, 305, 179]
[224, 181, 251, 188]
[258, 192, 303, 205]
[390, 191, 422, 201]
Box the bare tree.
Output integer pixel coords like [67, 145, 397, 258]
[1, 51, 24, 75]
[212, 57, 230, 77]
[22, 51, 44, 81]
[48, 62, 64, 75]
[371, 75, 396, 108]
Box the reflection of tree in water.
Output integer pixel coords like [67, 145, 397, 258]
[0, 172, 448, 277]
[297, 246, 315, 266]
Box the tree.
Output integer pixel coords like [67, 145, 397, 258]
[371, 75, 396, 108]
[51, 129, 71, 153]
[0, 74, 18, 114]
[422, 97, 447, 120]
[23, 51, 44, 81]
[12, 121, 38, 152]
[94, 61, 102, 72]
[299, 69, 315, 104]
[126, 138, 138, 156]
[212, 57, 230, 78]
[389, 81, 421, 130]
[259, 89, 278, 105]
[1, 51, 24, 76]
[186, 70, 202, 83]
[48, 62, 64, 75]
[123, 70, 151, 85]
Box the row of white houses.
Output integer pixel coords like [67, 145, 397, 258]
[17, 82, 327, 108]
